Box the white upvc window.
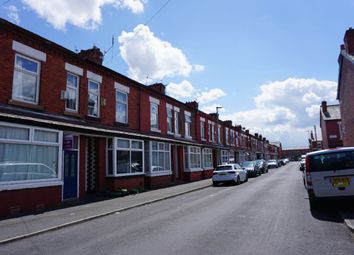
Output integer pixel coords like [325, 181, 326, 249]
[12, 54, 40, 104]
[185, 111, 192, 139]
[167, 108, 173, 133]
[174, 111, 180, 135]
[218, 125, 221, 144]
[200, 120, 205, 140]
[225, 127, 229, 145]
[65, 73, 79, 112]
[149, 141, 171, 174]
[106, 138, 144, 176]
[221, 150, 230, 164]
[0, 122, 62, 190]
[184, 146, 201, 171]
[202, 148, 213, 169]
[88, 80, 100, 117]
[116, 91, 128, 123]
[230, 130, 235, 145]
[150, 97, 160, 132]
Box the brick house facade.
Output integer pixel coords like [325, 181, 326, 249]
[0, 19, 280, 218]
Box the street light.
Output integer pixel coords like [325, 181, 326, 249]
[216, 106, 222, 165]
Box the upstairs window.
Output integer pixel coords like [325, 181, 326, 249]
[185, 112, 192, 139]
[12, 54, 40, 104]
[200, 120, 205, 140]
[167, 107, 173, 133]
[150, 103, 159, 130]
[174, 111, 180, 135]
[88, 80, 100, 117]
[116, 91, 128, 123]
[65, 73, 79, 112]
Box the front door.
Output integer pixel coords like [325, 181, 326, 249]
[63, 150, 78, 199]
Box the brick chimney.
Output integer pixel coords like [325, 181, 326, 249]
[78, 46, 103, 65]
[255, 133, 258, 138]
[245, 129, 249, 135]
[321, 101, 327, 113]
[149, 83, 166, 95]
[224, 120, 232, 126]
[344, 27, 354, 55]
[186, 101, 198, 110]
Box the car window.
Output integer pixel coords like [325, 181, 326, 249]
[309, 150, 354, 172]
[215, 165, 232, 171]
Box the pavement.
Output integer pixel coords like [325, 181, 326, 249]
[0, 179, 211, 244]
[0, 176, 353, 245]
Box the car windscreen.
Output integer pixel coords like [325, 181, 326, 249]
[241, 162, 253, 167]
[309, 150, 354, 172]
[215, 165, 233, 171]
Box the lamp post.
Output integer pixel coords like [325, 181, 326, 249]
[216, 106, 222, 165]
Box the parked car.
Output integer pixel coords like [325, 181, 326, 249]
[302, 147, 354, 207]
[212, 164, 248, 186]
[255, 159, 268, 174]
[267, 159, 278, 169]
[299, 154, 306, 171]
[241, 161, 261, 177]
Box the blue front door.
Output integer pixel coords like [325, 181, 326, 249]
[63, 150, 78, 199]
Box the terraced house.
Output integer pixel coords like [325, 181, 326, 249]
[0, 19, 280, 218]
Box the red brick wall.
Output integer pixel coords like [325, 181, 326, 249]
[0, 186, 61, 218]
[184, 171, 204, 182]
[203, 169, 214, 179]
[339, 56, 354, 146]
[145, 175, 172, 189]
[106, 176, 145, 191]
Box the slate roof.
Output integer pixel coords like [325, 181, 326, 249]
[321, 104, 341, 120]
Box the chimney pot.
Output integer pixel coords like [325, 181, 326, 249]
[321, 101, 327, 112]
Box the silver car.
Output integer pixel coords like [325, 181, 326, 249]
[212, 164, 248, 186]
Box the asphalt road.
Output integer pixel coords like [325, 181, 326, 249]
[1, 163, 353, 255]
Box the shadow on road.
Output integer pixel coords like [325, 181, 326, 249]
[309, 199, 354, 223]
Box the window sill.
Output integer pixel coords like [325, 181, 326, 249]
[0, 180, 62, 191]
[8, 99, 44, 111]
[114, 121, 129, 127]
[184, 168, 203, 172]
[201, 138, 206, 141]
[151, 128, 161, 133]
[107, 173, 145, 178]
[86, 115, 101, 122]
[167, 131, 174, 135]
[174, 134, 181, 138]
[63, 111, 83, 118]
[145, 171, 172, 177]
[185, 135, 192, 140]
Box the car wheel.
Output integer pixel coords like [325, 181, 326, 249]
[235, 176, 241, 185]
[212, 181, 218, 187]
[245, 175, 248, 182]
[309, 192, 321, 209]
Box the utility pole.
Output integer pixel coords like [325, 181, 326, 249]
[216, 106, 222, 165]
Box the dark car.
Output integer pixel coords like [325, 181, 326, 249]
[256, 159, 268, 174]
[241, 161, 261, 177]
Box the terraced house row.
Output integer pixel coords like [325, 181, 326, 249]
[0, 19, 280, 218]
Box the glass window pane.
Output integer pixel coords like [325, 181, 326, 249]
[13, 70, 37, 103]
[158, 143, 164, 150]
[116, 102, 127, 123]
[117, 139, 130, 148]
[131, 151, 143, 173]
[34, 130, 58, 143]
[66, 87, 77, 110]
[0, 126, 29, 140]
[107, 150, 113, 175]
[0, 143, 58, 182]
[16, 56, 38, 73]
[165, 152, 170, 170]
[67, 73, 78, 88]
[152, 141, 158, 150]
[107, 138, 113, 149]
[132, 141, 142, 149]
[116, 150, 130, 174]
[117, 91, 127, 103]
[159, 151, 164, 170]
[89, 81, 98, 92]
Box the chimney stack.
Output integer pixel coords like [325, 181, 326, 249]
[78, 46, 103, 65]
[149, 83, 166, 95]
[186, 101, 199, 110]
[321, 101, 327, 113]
[344, 27, 354, 55]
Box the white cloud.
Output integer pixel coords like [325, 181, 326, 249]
[197, 88, 226, 104]
[221, 78, 337, 147]
[22, 0, 146, 30]
[201, 104, 225, 114]
[118, 24, 204, 82]
[7, 5, 20, 25]
[166, 80, 195, 99]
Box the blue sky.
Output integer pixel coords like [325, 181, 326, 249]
[1, 0, 353, 148]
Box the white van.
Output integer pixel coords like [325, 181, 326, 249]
[303, 147, 354, 206]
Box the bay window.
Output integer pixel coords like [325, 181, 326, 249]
[184, 146, 201, 170]
[149, 141, 171, 173]
[0, 122, 62, 187]
[12, 54, 40, 104]
[221, 150, 230, 164]
[202, 148, 213, 169]
[107, 138, 144, 176]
